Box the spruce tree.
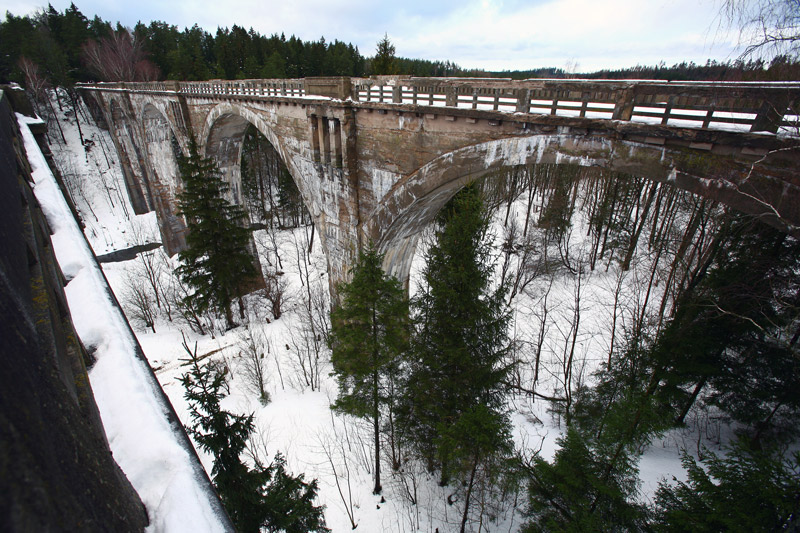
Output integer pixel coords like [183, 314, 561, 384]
[179, 341, 328, 533]
[329, 243, 409, 494]
[653, 439, 800, 531]
[372, 33, 397, 75]
[522, 428, 646, 532]
[176, 138, 258, 329]
[401, 184, 512, 489]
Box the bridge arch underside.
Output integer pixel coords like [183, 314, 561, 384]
[202, 107, 331, 266]
[107, 99, 150, 215]
[140, 104, 188, 255]
[372, 134, 800, 284]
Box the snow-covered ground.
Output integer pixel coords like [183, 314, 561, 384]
[31, 89, 725, 532]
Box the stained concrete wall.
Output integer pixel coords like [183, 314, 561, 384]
[0, 87, 149, 532]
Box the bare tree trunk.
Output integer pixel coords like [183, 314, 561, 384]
[459, 458, 479, 533]
[675, 375, 707, 426]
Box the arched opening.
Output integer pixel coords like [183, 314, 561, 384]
[203, 109, 321, 266]
[202, 110, 328, 311]
[372, 133, 792, 285]
[240, 125, 311, 230]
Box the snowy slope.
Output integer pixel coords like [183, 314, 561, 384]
[18, 111, 231, 533]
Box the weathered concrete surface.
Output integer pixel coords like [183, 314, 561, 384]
[80, 78, 800, 287]
[0, 88, 149, 532]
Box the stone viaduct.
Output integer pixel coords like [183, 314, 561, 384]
[79, 76, 800, 287]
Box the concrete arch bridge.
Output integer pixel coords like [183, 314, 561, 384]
[79, 76, 800, 288]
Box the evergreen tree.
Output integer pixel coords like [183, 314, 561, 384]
[179, 341, 328, 533]
[653, 439, 800, 531]
[329, 243, 409, 494]
[176, 138, 258, 329]
[371, 33, 397, 75]
[401, 184, 512, 489]
[522, 428, 647, 532]
[648, 216, 800, 444]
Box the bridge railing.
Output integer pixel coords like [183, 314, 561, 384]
[179, 79, 306, 97]
[82, 79, 307, 97]
[351, 77, 800, 134]
[80, 77, 800, 134]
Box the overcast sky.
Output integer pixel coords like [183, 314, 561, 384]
[3, 0, 743, 72]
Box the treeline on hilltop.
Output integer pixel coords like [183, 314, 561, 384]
[0, 3, 472, 86]
[488, 57, 800, 81]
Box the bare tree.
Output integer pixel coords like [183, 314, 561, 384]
[17, 57, 49, 116]
[163, 270, 213, 337]
[263, 271, 287, 321]
[122, 267, 158, 333]
[129, 221, 166, 309]
[237, 326, 271, 404]
[318, 428, 359, 530]
[81, 29, 160, 82]
[720, 0, 800, 59]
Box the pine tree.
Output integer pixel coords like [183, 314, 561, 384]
[179, 341, 328, 533]
[522, 428, 646, 532]
[653, 439, 800, 531]
[371, 33, 397, 75]
[176, 138, 258, 329]
[329, 243, 409, 494]
[401, 184, 513, 491]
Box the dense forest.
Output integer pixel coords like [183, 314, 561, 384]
[3, 3, 800, 88]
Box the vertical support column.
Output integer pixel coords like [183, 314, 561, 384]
[702, 106, 716, 129]
[612, 87, 635, 121]
[516, 89, 531, 113]
[550, 91, 560, 115]
[751, 94, 789, 133]
[392, 85, 402, 103]
[445, 86, 457, 107]
[319, 115, 331, 165]
[579, 91, 590, 118]
[661, 95, 676, 125]
[332, 118, 343, 168]
[309, 115, 320, 163]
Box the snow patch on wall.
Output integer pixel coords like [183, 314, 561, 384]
[371, 168, 400, 201]
[18, 113, 230, 533]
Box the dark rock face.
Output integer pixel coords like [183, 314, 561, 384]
[0, 88, 148, 532]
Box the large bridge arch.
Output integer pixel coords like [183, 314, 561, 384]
[370, 133, 795, 284]
[199, 103, 321, 216]
[199, 102, 333, 264]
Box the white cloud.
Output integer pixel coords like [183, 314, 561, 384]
[5, 0, 743, 72]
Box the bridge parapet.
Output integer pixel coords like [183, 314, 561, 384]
[80, 77, 800, 135]
[350, 77, 800, 134]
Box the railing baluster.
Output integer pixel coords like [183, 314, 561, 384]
[80, 78, 800, 137]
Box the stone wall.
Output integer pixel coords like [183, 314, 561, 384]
[0, 87, 149, 531]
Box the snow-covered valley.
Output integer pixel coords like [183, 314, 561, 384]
[28, 88, 773, 532]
